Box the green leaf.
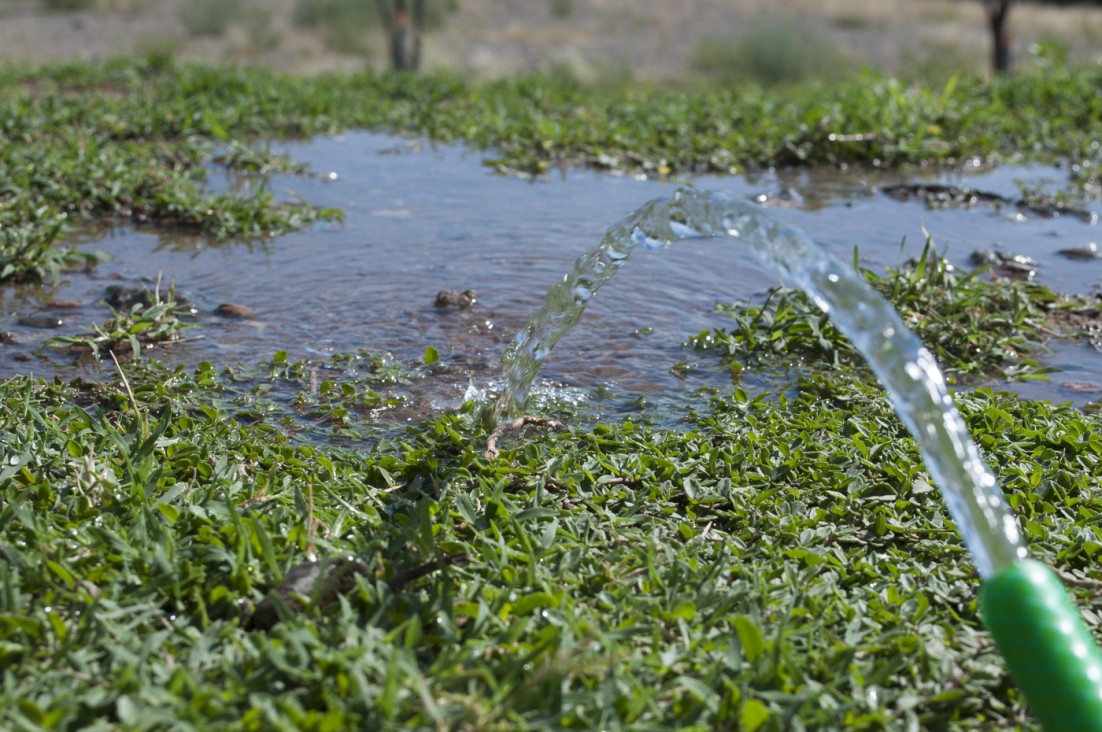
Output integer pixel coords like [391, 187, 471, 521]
[741, 699, 770, 732]
[734, 615, 766, 662]
[669, 600, 696, 622]
[510, 592, 555, 617]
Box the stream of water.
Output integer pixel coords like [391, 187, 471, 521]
[491, 186, 1028, 579]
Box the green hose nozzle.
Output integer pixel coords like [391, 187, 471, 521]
[981, 559, 1102, 731]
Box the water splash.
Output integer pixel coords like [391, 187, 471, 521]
[488, 186, 1026, 579]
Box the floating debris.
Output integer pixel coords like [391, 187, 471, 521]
[883, 183, 1096, 223]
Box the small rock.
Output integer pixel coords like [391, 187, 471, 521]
[0, 331, 14, 344]
[969, 249, 1038, 267]
[1056, 242, 1102, 261]
[434, 289, 477, 308]
[1063, 381, 1102, 394]
[75, 579, 100, 598]
[105, 284, 192, 311]
[215, 303, 254, 319]
[992, 261, 1037, 281]
[47, 300, 85, 310]
[247, 557, 368, 631]
[104, 285, 153, 311]
[18, 313, 64, 329]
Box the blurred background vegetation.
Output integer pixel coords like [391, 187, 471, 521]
[6, 0, 1102, 85]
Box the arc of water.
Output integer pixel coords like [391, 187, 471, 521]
[490, 186, 1022, 577]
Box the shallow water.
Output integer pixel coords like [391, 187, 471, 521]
[1, 132, 1100, 423]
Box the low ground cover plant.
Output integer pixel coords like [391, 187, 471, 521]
[4, 55, 1102, 729]
[691, 240, 1063, 383]
[3, 358, 1101, 729]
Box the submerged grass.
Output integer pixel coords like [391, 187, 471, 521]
[46, 285, 196, 361]
[3, 359, 1101, 729]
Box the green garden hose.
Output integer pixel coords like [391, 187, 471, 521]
[981, 560, 1102, 731]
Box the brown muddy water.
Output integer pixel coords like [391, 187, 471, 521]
[2, 132, 1101, 427]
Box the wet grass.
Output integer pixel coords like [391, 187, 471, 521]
[45, 284, 196, 361]
[690, 239, 1062, 383]
[6, 55, 1102, 729]
[3, 246, 1100, 729]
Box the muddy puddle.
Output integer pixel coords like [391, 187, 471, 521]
[2, 132, 1101, 428]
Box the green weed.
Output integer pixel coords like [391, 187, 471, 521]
[6, 48, 1102, 732]
[0, 217, 104, 282]
[46, 283, 195, 360]
[690, 240, 1058, 382]
[5, 56, 1102, 283]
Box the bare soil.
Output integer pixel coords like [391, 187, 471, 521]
[3, 0, 1102, 82]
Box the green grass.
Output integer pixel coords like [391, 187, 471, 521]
[690, 239, 1060, 383]
[6, 55, 1102, 729]
[1, 250, 1099, 730]
[3, 355, 1101, 729]
[42, 0, 96, 11]
[293, 0, 381, 55]
[291, 0, 452, 55]
[692, 17, 851, 87]
[178, 0, 242, 38]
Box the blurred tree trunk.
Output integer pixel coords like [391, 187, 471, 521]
[376, 0, 426, 71]
[982, 0, 1013, 73]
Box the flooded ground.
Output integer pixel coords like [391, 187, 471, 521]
[2, 132, 1100, 427]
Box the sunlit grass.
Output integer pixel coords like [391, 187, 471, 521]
[4, 55, 1102, 729]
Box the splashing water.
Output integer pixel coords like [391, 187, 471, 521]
[488, 186, 1026, 579]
